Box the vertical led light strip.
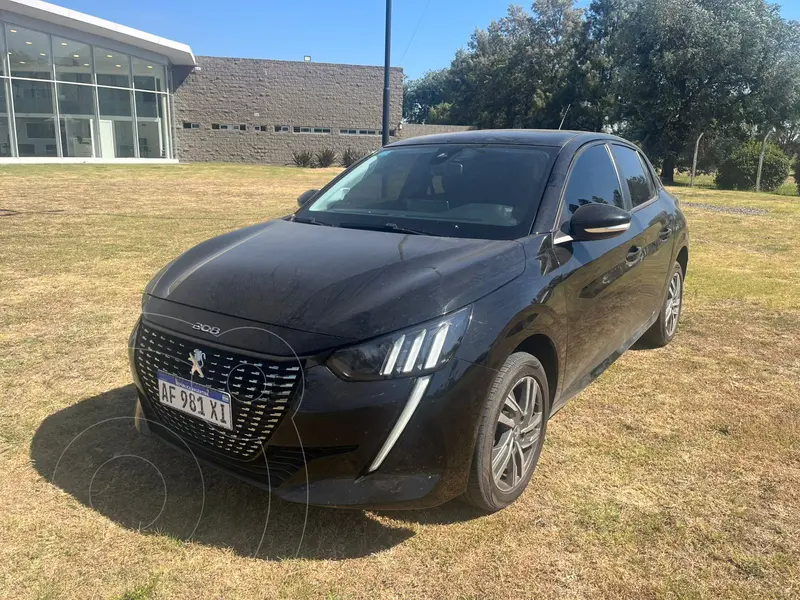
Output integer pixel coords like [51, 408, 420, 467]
[367, 376, 431, 472]
[401, 329, 427, 373]
[381, 335, 405, 375]
[424, 323, 450, 369]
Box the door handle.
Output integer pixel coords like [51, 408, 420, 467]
[659, 226, 672, 241]
[626, 246, 643, 266]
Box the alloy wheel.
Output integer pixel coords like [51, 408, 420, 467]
[491, 376, 543, 492]
[665, 271, 682, 337]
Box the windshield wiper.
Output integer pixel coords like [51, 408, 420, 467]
[292, 216, 335, 227]
[338, 222, 428, 236]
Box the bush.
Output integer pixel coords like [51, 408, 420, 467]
[291, 150, 314, 168]
[795, 158, 800, 196]
[341, 147, 365, 168]
[715, 140, 790, 192]
[315, 148, 337, 168]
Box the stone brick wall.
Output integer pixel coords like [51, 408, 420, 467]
[399, 123, 476, 139]
[172, 56, 403, 165]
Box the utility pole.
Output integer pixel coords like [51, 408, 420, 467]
[755, 128, 774, 193]
[382, 0, 392, 147]
[690, 132, 704, 187]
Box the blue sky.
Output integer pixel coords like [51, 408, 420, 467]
[53, 0, 800, 80]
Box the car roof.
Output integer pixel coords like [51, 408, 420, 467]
[388, 129, 628, 149]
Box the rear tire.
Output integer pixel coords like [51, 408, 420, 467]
[462, 352, 549, 512]
[640, 261, 684, 348]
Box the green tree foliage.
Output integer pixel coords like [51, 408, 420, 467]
[561, 0, 633, 132]
[427, 102, 454, 125]
[715, 140, 790, 192]
[403, 69, 453, 123]
[676, 128, 750, 174]
[444, 0, 584, 129]
[795, 158, 800, 196]
[615, 0, 799, 183]
[402, 0, 800, 181]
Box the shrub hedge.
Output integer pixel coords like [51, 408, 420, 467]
[715, 140, 790, 192]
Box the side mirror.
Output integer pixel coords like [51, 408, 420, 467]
[569, 203, 631, 242]
[297, 189, 319, 207]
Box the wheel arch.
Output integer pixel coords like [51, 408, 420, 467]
[512, 333, 559, 408]
[676, 245, 689, 276]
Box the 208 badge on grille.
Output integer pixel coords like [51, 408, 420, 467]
[193, 322, 221, 335]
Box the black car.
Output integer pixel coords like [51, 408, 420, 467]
[130, 130, 688, 512]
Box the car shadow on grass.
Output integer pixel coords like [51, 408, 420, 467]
[30, 385, 417, 560]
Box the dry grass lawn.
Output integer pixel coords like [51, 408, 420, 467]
[1, 164, 799, 599]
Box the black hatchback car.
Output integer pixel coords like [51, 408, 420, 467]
[130, 130, 688, 512]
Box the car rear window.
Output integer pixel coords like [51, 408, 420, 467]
[611, 145, 655, 207]
[301, 144, 558, 240]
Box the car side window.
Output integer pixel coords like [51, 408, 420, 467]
[638, 152, 659, 195]
[611, 145, 655, 207]
[560, 144, 624, 228]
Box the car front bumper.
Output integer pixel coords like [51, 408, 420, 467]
[130, 317, 495, 509]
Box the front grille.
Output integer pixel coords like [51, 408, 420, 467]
[134, 323, 301, 460]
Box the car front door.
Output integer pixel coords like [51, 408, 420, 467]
[552, 143, 644, 400]
[609, 144, 675, 337]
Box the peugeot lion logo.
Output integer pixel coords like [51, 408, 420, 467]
[189, 349, 206, 378]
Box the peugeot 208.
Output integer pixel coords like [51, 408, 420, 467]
[130, 130, 688, 512]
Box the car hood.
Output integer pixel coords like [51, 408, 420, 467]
[147, 219, 526, 339]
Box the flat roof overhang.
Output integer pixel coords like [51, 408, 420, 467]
[0, 0, 196, 65]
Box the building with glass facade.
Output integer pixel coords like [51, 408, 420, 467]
[0, 0, 193, 162]
[0, 0, 410, 165]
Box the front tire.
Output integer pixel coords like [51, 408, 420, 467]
[640, 261, 684, 348]
[462, 352, 549, 512]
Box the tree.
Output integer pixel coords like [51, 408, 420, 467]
[401, 0, 800, 174]
[445, 0, 584, 129]
[555, 0, 633, 132]
[427, 102, 454, 124]
[615, 0, 800, 183]
[403, 69, 453, 123]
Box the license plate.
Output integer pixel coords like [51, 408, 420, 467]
[157, 371, 233, 430]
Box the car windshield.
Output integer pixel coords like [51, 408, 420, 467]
[298, 144, 558, 240]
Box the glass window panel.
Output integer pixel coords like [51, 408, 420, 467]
[132, 58, 166, 92]
[60, 117, 95, 157]
[637, 152, 658, 196]
[611, 145, 654, 207]
[0, 24, 5, 76]
[1, 45, 9, 156]
[95, 47, 130, 87]
[12, 78, 55, 115]
[12, 79, 57, 157]
[16, 117, 57, 157]
[562, 145, 625, 219]
[98, 87, 131, 116]
[136, 92, 167, 158]
[57, 82, 95, 115]
[134, 90, 159, 118]
[0, 117, 11, 157]
[53, 36, 92, 83]
[6, 24, 52, 79]
[105, 120, 134, 158]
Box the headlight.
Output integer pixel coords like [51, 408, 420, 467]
[327, 306, 472, 381]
